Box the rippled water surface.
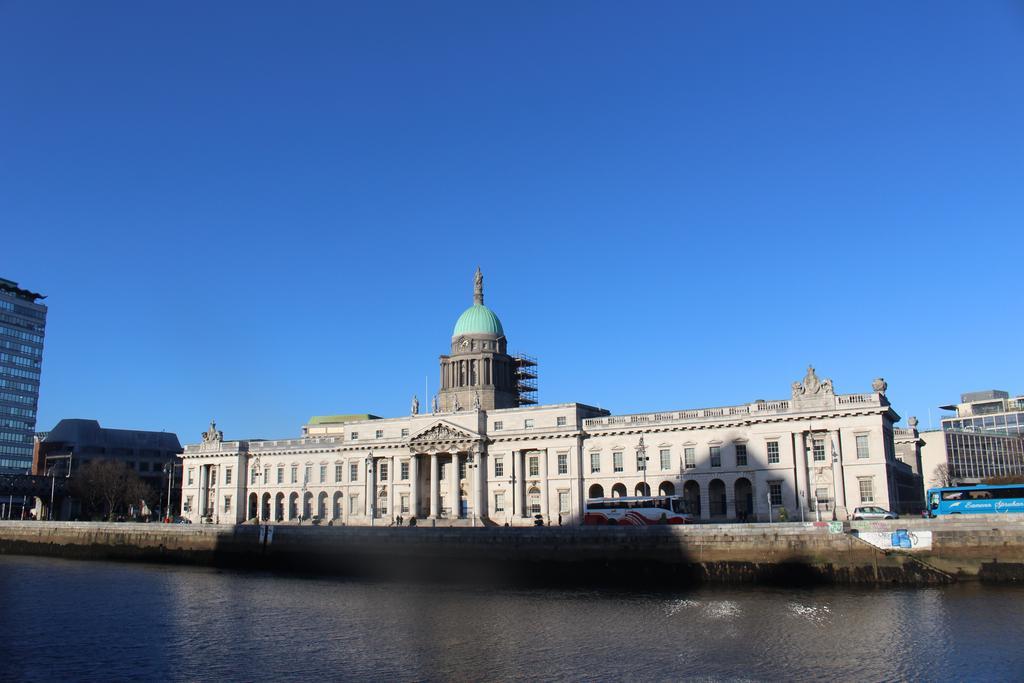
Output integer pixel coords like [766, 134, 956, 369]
[2, 555, 1023, 681]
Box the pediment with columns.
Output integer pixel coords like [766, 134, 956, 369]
[408, 420, 481, 450]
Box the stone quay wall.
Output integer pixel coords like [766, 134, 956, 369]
[1, 517, 1023, 586]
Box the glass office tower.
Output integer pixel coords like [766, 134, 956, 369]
[0, 278, 47, 472]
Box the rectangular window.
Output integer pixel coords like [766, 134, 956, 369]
[769, 481, 783, 506]
[524, 419, 534, 429]
[494, 421, 503, 431]
[350, 432, 358, 441]
[349, 494, 360, 514]
[304, 465, 312, 483]
[613, 452, 623, 472]
[660, 449, 671, 470]
[400, 494, 409, 514]
[556, 416, 566, 427]
[250, 468, 257, 485]
[401, 428, 409, 438]
[184, 495, 193, 512]
[223, 495, 231, 513]
[735, 444, 747, 467]
[559, 491, 570, 514]
[684, 447, 695, 469]
[440, 463, 446, 480]
[375, 429, 384, 439]
[210, 469, 217, 486]
[859, 478, 874, 503]
[400, 461, 409, 480]
[590, 452, 601, 473]
[557, 453, 568, 475]
[856, 435, 870, 459]
[813, 439, 826, 462]
[380, 462, 389, 482]
[767, 441, 780, 464]
[494, 492, 505, 513]
[710, 446, 721, 467]
[349, 463, 358, 482]
[458, 459, 466, 480]
[277, 467, 284, 484]
[494, 458, 504, 478]
[636, 451, 647, 471]
[319, 464, 326, 483]
[225, 468, 232, 485]
[529, 456, 539, 477]
[290, 465, 297, 483]
[187, 468, 194, 485]
[814, 487, 830, 510]
[335, 464, 342, 483]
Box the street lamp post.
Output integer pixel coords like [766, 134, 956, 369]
[467, 454, 478, 527]
[164, 462, 175, 522]
[637, 436, 649, 496]
[508, 466, 517, 526]
[366, 453, 375, 527]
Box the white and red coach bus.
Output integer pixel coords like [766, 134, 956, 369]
[583, 495, 695, 525]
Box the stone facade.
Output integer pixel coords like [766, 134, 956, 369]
[178, 272, 906, 525]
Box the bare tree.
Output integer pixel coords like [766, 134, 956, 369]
[70, 460, 154, 520]
[933, 463, 956, 488]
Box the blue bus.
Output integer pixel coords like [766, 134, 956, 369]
[927, 484, 1024, 516]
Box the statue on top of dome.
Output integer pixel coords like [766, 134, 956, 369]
[474, 267, 484, 306]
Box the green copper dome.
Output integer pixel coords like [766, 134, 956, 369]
[453, 304, 504, 337]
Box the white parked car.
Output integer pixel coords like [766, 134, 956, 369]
[851, 506, 898, 520]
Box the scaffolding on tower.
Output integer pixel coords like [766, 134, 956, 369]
[513, 353, 538, 406]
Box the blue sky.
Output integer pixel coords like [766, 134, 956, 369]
[2, 2, 1022, 442]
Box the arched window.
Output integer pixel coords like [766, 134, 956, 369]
[658, 481, 675, 496]
[611, 483, 627, 498]
[709, 479, 727, 517]
[317, 492, 328, 519]
[683, 481, 701, 518]
[333, 492, 343, 520]
[588, 484, 604, 499]
[634, 482, 651, 497]
[734, 478, 753, 520]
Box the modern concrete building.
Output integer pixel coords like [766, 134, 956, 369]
[0, 278, 47, 473]
[179, 271, 908, 525]
[913, 390, 1024, 492]
[33, 419, 184, 518]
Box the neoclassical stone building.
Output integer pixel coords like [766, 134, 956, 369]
[179, 271, 905, 525]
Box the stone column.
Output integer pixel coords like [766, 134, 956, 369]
[539, 449, 549, 521]
[516, 449, 527, 518]
[450, 452, 461, 518]
[429, 453, 439, 518]
[410, 455, 420, 518]
[198, 465, 209, 520]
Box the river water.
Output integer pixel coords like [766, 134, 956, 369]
[1, 555, 1022, 681]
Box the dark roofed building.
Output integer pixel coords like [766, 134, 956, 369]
[33, 419, 183, 516]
